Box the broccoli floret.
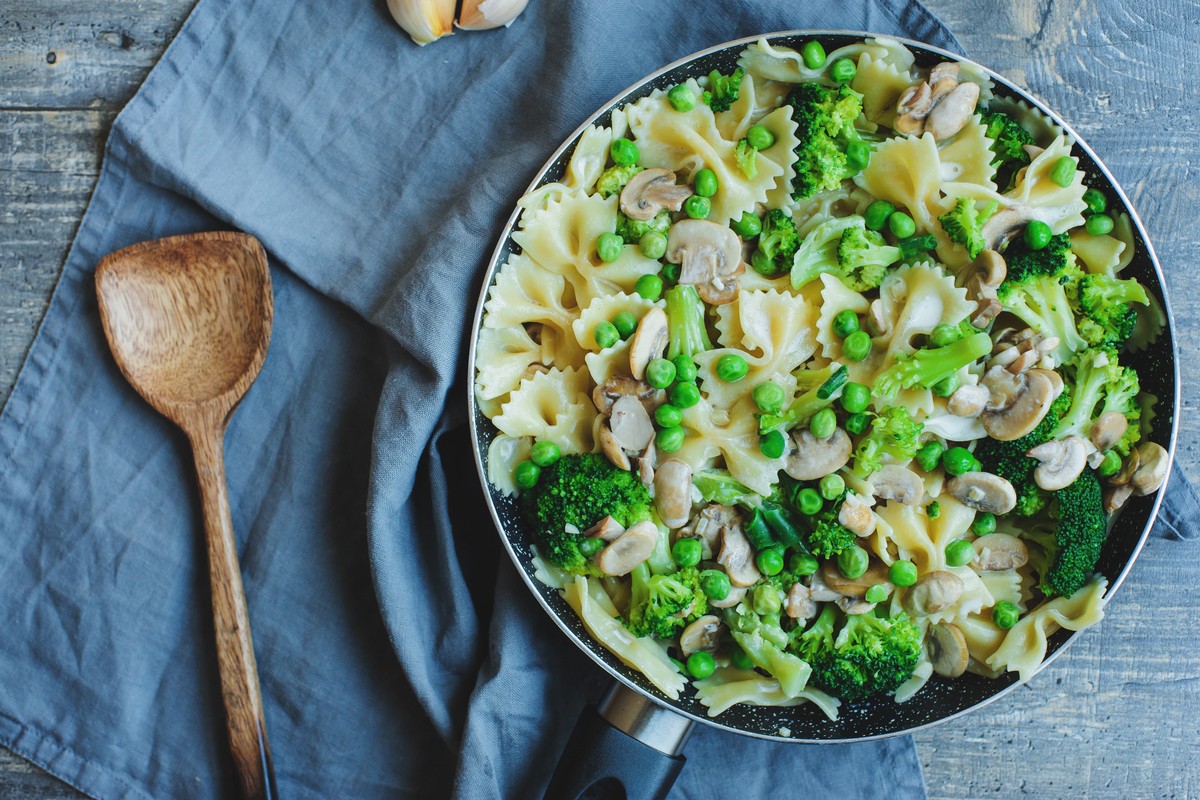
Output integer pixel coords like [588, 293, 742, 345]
[615, 209, 670, 245]
[725, 597, 813, 697]
[664, 284, 713, 360]
[750, 209, 800, 277]
[850, 406, 924, 479]
[703, 68, 744, 113]
[874, 331, 992, 402]
[789, 83, 867, 199]
[1070, 273, 1150, 349]
[937, 197, 998, 260]
[981, 111, 1034, 190]
[791, 216, 890, 291]
[836, 226, 901, 287]
[757, 367, 837, 433]
[624, 563, 708, 639]
[997, 234, 1087, 364]
[523, 453, 653, 574]
[1038, 470, 1108, 598]
[975, 391, 1071, 518]
[1053, 347, 1139, 444]
[794, 605, 922, 702]
[796, 490, 857, 558]
[735, 138, 758, 178]
[596, 164, 643, 199]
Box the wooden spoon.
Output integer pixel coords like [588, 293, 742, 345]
[95, 232, 277, 800]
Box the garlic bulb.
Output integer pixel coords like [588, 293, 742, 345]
[387, 0, 455, 46]
[457, 0, 530, 30]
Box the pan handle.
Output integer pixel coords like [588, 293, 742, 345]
[544, 683, 693, 800]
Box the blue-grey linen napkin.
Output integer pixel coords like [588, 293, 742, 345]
[0, 1, 1189, 798]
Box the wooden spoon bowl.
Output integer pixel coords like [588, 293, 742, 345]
[96, 231, 277, 800]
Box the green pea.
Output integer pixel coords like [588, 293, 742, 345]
[787, 554, 817, 577]
[672, 355, 698, 383]
[514, 460, 541, 489]
[945, 539, 975, 567]
[645, 358, 677, 389]
[992, 600, 1020, 629]
[832, 309, 861, 338]
[639, 231, 668, 261]
[610, 138, 639, 166]
[915, 441, 945, 473]
[926, 500, 941, 520]
[579, 537, 605, 558]
[1082, 188, 1107, 216]
[655, 403, 683, 429]
[840, 382, 871, 414]
[699, 569, 731, 601]
[668, 84, 697, 112]
[888, 559, 918, 588]
[634, 273, 664, 301]
[756, 547, 785, 576]
[730, 645, 754, 670]
[1086, 214, 1114, 236]
[844, 412, 870, 435]
[694, 168, 719, 198]
[845, 140, 871, 171]
[661, 261, 681, 285]
[596, 232, 623, 263]
[750, 248, 778, 277]
[930, 323, 959, 348]
[530, 441, 561, 467]
[819, 473, 845, 500]
[684, 195, 711, 219]
[732, 211, 762, 239]
[932, 373, 960, 398]
[759, 429, 786, 459]
[612, 311, 638, 339]
[864, 583, 889, 604]
[746, 124, 775, 150]
[716, 353, 749, 382]
[795, 487, 823, 516]
[1097, 450, 1122, 477]
[888, 211, 916, 239]
[656, 426, 686, 453]
[809, 407, 837, 439]
[838, 544, 870, 580]
[1049, 155, 1076, 188]
[1024, 220, 1052, 250]
[842, 330, 872, 362]
[753, 584, 781, 615]
[753, 381, 786, 414]
[942, 446, 977, 476]
[686, 651, 716, 680]
[829, 57, 857, 84]
[593, 321, 619, 349]
[802, 39, 827, 69]
[865, 200, 896, 231]
[672, 537, 702, 568]
[669, 381, 700, 409]
[971, 512, 996, 536]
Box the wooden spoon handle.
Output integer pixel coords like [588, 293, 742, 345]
[191, 424, 278, 800]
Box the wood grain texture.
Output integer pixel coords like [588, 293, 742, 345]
[0, 0, 1197, 797]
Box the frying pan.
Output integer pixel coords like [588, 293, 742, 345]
[466, 30, 1179, 800]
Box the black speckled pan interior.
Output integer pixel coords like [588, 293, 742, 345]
[466, 31, 1180, 743]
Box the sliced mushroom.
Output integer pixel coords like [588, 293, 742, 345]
[946, 471, 1017, 514]
[717, 522, 762, 588]
[636, 439, 656, 487]
[973, 533, 1029, 571]
[925, 81, 980, 141]
[628, 307, 668, 380]
[807, 570, 843, 603]
[1110, 446, 1140, 487]
[1006, 348, 1041, 375]
[927, 622, 969, 678]
[894, 82, 933, 134]
[1131, 442, 1168, 496]
[667, 220, 744, 306]
[784, 427, 852, 481]
[821, 558, 892, 599]
[679, 615, 722, 657]
[694, 504, 738, 552]
[653, 458, 692, 528]
[929, 61, 961, 84]
[599, 424, 631, 470]
[838, 492, 877, 537]
[980, 367, 1057, 441]
[1026, 436, 1088, 491]
[584, 515, 625, 542]
[786, 582, 817, 622]
[836, 595, 876, 615]
[709, 585, 747, 609]
[948, 384, 989, 417]
[619, 168, 693, 221]
[961, 250, 1005, 318]
[1090, 411, 1128, 453]
[595, 520, 658, 576]
[870, 465, 924, 506]
[1105, 482, 1134, 513]
[904, 570, 965, 616]
[609, 395, 655, 453]
[980, 204, 1037, 252]
[592, 375, 665, 416]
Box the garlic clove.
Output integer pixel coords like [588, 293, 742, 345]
[387, 0, 455, 46]
[457, 0, 530, 30]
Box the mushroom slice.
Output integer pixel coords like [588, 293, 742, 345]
[1131, 442, 1168, 496]
[679, 615, 722, 657]
[628, 307, 669, 381]
[946, 471, 1017, 515]
[599, 424, 631, 471]
[870, 465, 924, 506]
[925, 82, 980, 141]
[667, 220, 744, 306]
[636, 440, 656, 487]
[927, 622, 969, 678]
[1026, 436, 1088, 491]
[821, 558, 892, 599]
[785, 427, 853, 481]
[595, 520, 659, 576]
[653, 458, 693, 528]
[1089, 411, 1128, 453]
[786, 583, 816, 622]
[807, 569, 843, 603]
[693, 504, 737, 553]
[904, 570, 965, 616]
[709, 585, 747, 609]
[929, 61, 961, 84]
[592, 375, 665, 416]
[609, 395, 655, 453]
[717, 522, 762, 588]
[619, 168, 692, 221]
[980, 204, 1037, 253]
[897, 81, 934, 118]
[980, 367, 1056, 441]
[584, 515, 625, 542]
[836, 596, 875, 615]
[838, 492, 877, 537]
[1105, 482, 1134, 514]
[948, 384, 989, 418]
[973, 533, 1029, 571]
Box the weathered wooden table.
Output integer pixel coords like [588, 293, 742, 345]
[2, 1, 1197, 797]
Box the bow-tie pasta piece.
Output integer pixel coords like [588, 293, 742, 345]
[676, 396, 785, 496]
[475, 324, 547, 417]
[854, 132, 944, 233]
[986, 576, 1107, 682]
[494, 366, 596, 456]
